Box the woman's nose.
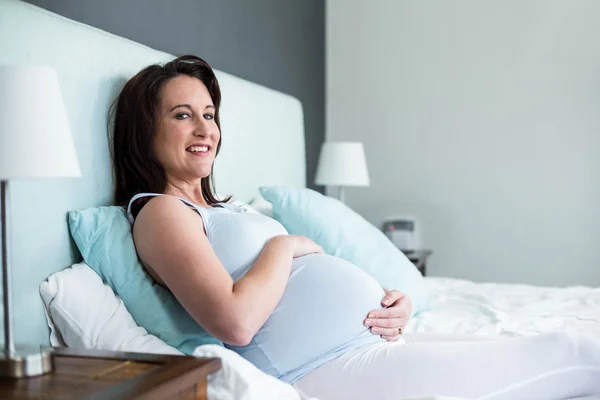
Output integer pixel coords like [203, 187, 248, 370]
[193, 128, 207, 137]
[193, 121, 212, 137]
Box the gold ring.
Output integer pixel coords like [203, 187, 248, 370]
[398, 327, 403, 335]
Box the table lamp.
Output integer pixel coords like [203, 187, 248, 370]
[0, 66, 81, 377]
[315, 141, 370, 203]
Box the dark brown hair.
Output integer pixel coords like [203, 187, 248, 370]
[109, 55, 230, 215]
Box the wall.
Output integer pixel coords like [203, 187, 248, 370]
[327, 0, 600, 285]
[25, 0, 325, 192]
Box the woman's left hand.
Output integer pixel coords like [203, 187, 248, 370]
[364, 289, 412, 342]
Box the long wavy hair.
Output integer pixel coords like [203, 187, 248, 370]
[108, 55, 230, 217]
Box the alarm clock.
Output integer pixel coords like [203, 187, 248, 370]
[382, 217, 420, 251]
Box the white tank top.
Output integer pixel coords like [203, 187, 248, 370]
[127, 193, 385, 383]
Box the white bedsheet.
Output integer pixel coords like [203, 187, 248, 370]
[407, 277, 600, 338]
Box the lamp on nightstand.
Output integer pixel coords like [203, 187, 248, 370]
[0, 66, 81, 377]
[315, 141, 370, 203]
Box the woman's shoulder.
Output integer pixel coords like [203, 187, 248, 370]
[132, 195, 212, 274]
[135, 195, 202, 230]
[144, 193, 186, 208]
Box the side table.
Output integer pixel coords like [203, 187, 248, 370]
[0, 347, 221, 399]
[402, 249, 433, 276]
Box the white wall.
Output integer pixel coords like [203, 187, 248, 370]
[327, 0, 600, 286]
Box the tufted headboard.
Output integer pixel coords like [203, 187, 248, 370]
[0, 0, 305, 347]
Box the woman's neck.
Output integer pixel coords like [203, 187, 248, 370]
[164, 179, 209, 208]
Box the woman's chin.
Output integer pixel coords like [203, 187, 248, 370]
[188, 163, 213, 178]
[196, 168, 213, 179]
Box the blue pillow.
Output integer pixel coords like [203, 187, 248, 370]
[259, 186, 429, 314]
[67, 206, 222, 354]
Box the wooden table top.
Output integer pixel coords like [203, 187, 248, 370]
[0, 347, 221, 400]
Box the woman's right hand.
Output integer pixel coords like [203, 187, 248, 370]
[286, 235, 324, 258]
[291, 235, 324, 258]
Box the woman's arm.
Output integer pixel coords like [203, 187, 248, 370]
[133, 195, 299, 346]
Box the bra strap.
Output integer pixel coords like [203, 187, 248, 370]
[126, 193, 201, 223]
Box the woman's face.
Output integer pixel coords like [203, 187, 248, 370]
[154, 75, 220, 182]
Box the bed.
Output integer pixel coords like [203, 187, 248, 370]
[410, 277, 600, 338]
[2, 0, 599, 399]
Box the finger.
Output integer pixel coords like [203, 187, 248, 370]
[370, 326, 402, 337]
[381, 290, 404, 307]
[364, 317, 404, 329]
[367, 307, 404, 320]
[381, 335, 401, 342]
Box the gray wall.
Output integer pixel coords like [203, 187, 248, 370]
[25, 0, 325, 192]
[328, 0, 600, 286]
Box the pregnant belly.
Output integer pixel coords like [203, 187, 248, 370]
[227, 254, 386, 377]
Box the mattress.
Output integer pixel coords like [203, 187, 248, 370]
[406, 277, 600, 338]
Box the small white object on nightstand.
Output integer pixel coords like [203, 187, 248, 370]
[382, 217, 421, 250]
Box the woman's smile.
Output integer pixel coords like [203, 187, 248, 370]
[186, 144, 211, 156]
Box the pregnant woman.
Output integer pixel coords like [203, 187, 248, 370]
[112, 55, 600, 400]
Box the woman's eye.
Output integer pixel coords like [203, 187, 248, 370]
[203, 114, 214, 120]
[176, 113, 190, 120]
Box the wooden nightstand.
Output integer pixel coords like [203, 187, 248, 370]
[0, 347, 221, 399]
[402, 249, 433, 276]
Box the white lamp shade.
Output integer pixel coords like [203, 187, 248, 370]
[315, 141, 370, 186]
[0, 66, 81, 179]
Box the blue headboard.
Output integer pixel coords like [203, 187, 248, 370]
[0, 0, 305, 347]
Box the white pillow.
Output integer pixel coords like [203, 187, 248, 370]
[39, 263, 314, 400]
[248, 195, 274, 217]
[40, 263, 181, 354]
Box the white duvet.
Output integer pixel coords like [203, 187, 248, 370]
[408, 277, 600, 338]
